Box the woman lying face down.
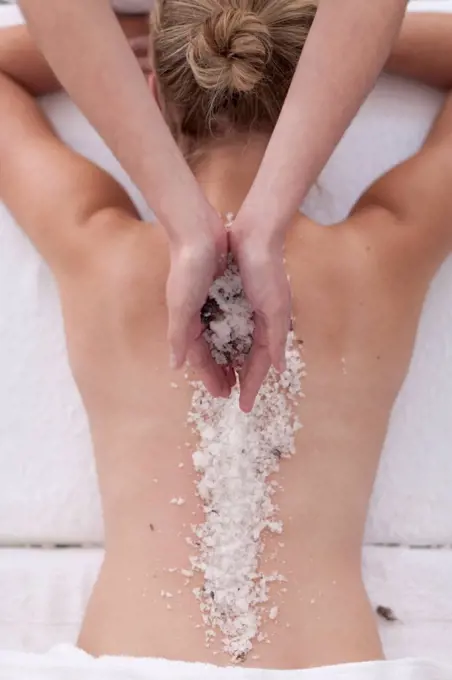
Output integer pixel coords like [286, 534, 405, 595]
[1, 1, 452, 671]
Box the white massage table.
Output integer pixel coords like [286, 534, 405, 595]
[0, 0, 451, 671]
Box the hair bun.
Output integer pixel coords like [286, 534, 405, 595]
[187, 7, 272, 94]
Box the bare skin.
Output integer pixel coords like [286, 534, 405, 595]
[1, 12, 452, 671]
[17, 0, 409, 403]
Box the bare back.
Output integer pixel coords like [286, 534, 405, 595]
[75, 199, 449, 668]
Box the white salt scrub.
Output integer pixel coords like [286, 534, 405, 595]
[200, 258, 253, 368]
[186, 251, 305, 662]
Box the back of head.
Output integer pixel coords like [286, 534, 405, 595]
[150, 0, 317, 144]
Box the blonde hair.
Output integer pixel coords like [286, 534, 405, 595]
[150, 0, 317, 142]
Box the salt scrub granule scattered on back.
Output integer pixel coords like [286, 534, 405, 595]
[201, 211, 253, 368]
[189, 257, 305, 662]
[269, 606, 279, 621]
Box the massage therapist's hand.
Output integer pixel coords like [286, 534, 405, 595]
[230, 224, 291, 413]
[167, 209, 232, 399]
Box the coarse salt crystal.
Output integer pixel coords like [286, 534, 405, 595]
[186, 257, 305, 660]
[269, 606, 278, 620]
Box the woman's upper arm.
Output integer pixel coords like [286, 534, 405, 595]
[352, 93, 452, 257]
[0, 24, 60, 96]
[0, 69, 137, 271]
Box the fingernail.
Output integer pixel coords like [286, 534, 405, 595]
[240, 398, 251, 414]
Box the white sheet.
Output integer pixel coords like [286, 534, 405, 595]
[2, 546, 452, 664]
[1, 547, 452, 678]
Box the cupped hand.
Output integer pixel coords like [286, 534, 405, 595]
[166, 212, 233, 399]
[230, 225, 291, 413]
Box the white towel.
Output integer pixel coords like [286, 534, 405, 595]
[0, 645, 450, 680]
[1, 4, 452, 547]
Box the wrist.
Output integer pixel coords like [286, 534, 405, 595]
[237, 166, 308, 243]
[159, 189, 221, 250]
[233, 201, 287, 251]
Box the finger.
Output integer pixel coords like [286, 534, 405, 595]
[166, 265, 194, 369]
[167, 309, 189, 369]
[237, 316, 260, 405]
[238, 339, 271, 413]
[238, 314, 271, 412]
[268, 307, 291, 374]
[224, 364, 237, 390]
[215, 228, 229, 277]
[188, 337, 230, 399]
[216, 252, 228, 277]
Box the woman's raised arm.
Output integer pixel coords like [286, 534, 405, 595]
[231, 0, 409, 411]
[239, 0, 409, 233]
[17, 0, 205, 239]
[17, 0, 229, 397]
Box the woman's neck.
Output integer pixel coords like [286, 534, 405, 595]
[193, 134, 269, 218]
